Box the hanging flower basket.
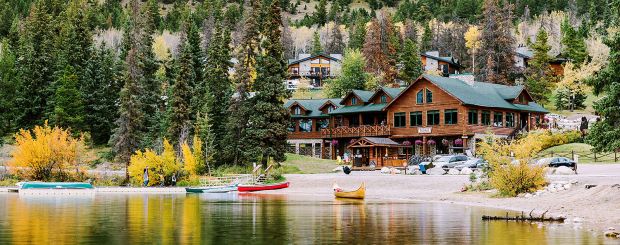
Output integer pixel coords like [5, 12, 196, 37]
[349, 139, 357, 144]
[454, 139, 463, 146]
[402, 140, 412, 146]
[414, 140, 423, 145]
[441, 139, 449, 146]
[331, 139, 338, 145]
[427, 139, 436, 145]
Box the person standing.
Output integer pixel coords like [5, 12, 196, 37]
[171, 173, 177, 186]
[143, 167, 149, 187]
[579, 116, 588, 140]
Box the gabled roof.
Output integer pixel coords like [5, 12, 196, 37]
[421, 53, 462, 68]
[349, 137, 404, 147]
[285, 98, 342, 118]
[329, 103, 386, 115]
[367, 86, 405, 102]
[318, 98, 342, 111]
[340, 89, 375, 105]
[386, 75, 549, 113]
[287, 53, 341, 65]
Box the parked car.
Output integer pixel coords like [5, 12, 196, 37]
[432, 155, 468, 170]
[536, 157, 577, 171]
[454, 158, 487, 171]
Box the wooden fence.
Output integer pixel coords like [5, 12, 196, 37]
[536, 150, 619, 163]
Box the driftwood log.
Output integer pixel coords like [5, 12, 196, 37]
[482, 210, 565, 222]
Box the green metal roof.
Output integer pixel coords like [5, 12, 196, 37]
[382, 87, 405, 98]
[351, 90, 374, 102]
[329, 103, 387, 115]
[420, 74, 549, 113]
[285, 98, 342, 118]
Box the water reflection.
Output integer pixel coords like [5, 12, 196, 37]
[0, 193, 609, 244]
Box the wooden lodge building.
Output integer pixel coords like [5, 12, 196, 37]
[285, 74, 549, 169]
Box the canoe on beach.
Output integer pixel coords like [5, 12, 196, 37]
[186, 184, 238, 193]
[237, 182, 290, 192]
[333, 182, 365, 199]
[19, 182, 94, 189]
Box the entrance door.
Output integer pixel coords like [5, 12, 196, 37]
[520, 112, 528, 131]
[353, 148, 369, 167]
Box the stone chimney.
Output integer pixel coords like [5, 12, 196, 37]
[450, 74, 476, 86]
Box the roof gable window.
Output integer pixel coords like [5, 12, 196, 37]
[416, 90, 424, 104]
[294, 106, 301, 115]
[426, 89, 433, 103]
[380, 95, 387, 103]
[327, 105, 335, 113]
[351, 97, 358, 105]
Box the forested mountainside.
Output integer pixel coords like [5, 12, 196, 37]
[0, 0, 618, 166]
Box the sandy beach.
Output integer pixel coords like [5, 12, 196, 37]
[269, 164, 620, 235]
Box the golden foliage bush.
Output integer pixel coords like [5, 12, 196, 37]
[9, 122, 86, 181]
[127, 139, 181, 186]
[182, 136, 203, 176]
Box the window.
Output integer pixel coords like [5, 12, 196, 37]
[416, 90, 424, 104]
[481, 110, 491, 126]
[427, 110, 440, 125]
[468, 109, 478, 125]
[299, 119, 312, 132]
[493, 112, 503, 127]
[444, 109, 458, 125]
[287, 121, 295, 132]
[294, 107, 301, 115]
[349, 116, 359, 127]
[394, 112, 406, 128]
[327, 106, 335, 113]
[506, 113, 514, 127]
[410, 111, 423, 126]
[380, 95, 387, 103]
[351, 97, 357, 105]
[426, 89, 433, 103]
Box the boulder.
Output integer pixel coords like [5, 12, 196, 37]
[391, 168, 402, 174]
[524, 193, 533, 198]
[564, 184, 572, 190]
[544, 167, 556, 175]
[412, 170, 423, 175]
[427, 167, 446, 175]
[555, 166, 576, 175]
[332, 166, 343, 173]
[380, 167, 390, 174]
[548, 187, 557, 193]
[407, 165, 419, 173]
[460, 167, 473, 175]
[448, 168, 460, 175]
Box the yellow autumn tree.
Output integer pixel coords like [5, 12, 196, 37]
[9, 122, 85, 181]
[464, 25, 481, 73]
[127, 139, 181, 186]
[182, 135, 203, 176]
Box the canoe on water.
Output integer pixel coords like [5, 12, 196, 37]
[19, 182, 94, 189]
[185, 184, 238, 193]
[333, 182, 365, 199]
[237, 182, 290, 192]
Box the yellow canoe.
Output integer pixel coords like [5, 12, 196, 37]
[334, 182, 365, 199]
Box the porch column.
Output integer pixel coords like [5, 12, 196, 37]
[321, 141, 325, 159]
[422, 136, 427, 156]
[359, 113, 363, 126]
[295, 143, 300, 154]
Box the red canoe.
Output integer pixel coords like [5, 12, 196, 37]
[237, 182, 290, 192]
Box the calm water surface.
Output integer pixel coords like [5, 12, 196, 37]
[0, 193, 609, 244]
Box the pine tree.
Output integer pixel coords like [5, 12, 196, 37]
[204, 22, 233, 167]
[348, 16, 366, 50]
[525, 29, 555, 105]
[138, 3, 162, 148]
[326, 23, 345, 54]
[363, 18, 385, 75]
[247, 1, 291, 166]
[420, 23, 432, 51]
[146, 0, 161, 31]
[362, 16, 396, 84]
[185, 15, 205, 121]
[586, 0, 620, 152]
[328, 1, 339, 22]
[0, 39, 17, 142]
[399, 38, 423, 83]
[83, 45, 122, 145]
[311, 31, 323, 55]
[477, 0, 516, 84]
[315, 0, 327, 26]
[561, 18, 588, 66]
[52, 65, 84, 131]
[281, 18, 295, 59]
[168, 40, 193, 147]
[325, 48, 369, 97]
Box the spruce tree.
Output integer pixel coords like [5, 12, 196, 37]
[168, 40, 193, 147]
[525, 29, 555, 105]
[146, 0, 161, 31]
[327, 23, 345, 54]
[561, 18, 588, 66]
[315, 0, 327, 26]
[52, 65, 84, 131]
[204, 22, 233, 167]
[420, 24, 432, 51]
[247, 1, 291, 166]
[586, 0, 620, 153]
[348, 16, 366, 50]
[399, 38, 423, 83]
[0, 39, 17, 142]
[363, 18, 385, 75]
[477, 0, 516, 84]
[138, 3, 162, 148]
[184, 15, 205, 121]
[311, 31, 323, 55]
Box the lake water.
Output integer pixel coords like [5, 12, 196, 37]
[0, 193, 609, 244]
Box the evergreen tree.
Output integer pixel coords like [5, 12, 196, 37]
[204, 22, 233, 167]
[325, 48, 369, 97]
[420, 24, 432, 51]
[83, 45, 122, 145]
[311, 31, 323, 55]
[0, 39, 17, 142]
[362, 16, 396, 84]
[348, 16, 366, 50]
[146, 0, 161, 31]
[363, 18, 385, 75]
[281, 18, 296, 59]
[399, 38, 423, 83]
[327, 23, 345, 54]
[525, 29, 555, 105]
[246, 1, 291, 166]
[477, 0, 516, 84]
[15, 0, 57, 129]
[55, 0, 92, 83]
[328, 1, 339, 22]
[561, 17, 588, 66]
[185, 15, 205, 121]
[52, 65, 84, 131]
[168, 40, 193, 147]
[586, 0, 620, 152]
[315, 0, 327, 26]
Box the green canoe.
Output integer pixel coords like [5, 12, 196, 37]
[19, 182, 94, 189]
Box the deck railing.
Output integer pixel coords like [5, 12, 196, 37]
[321, 125, 391, 138]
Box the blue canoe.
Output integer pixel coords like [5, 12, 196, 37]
[186, 184, 238, 193]
[19, 182, 94, 189]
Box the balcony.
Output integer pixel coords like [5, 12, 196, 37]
[321, 125, 391, 138]
[289, 71, 332, 78]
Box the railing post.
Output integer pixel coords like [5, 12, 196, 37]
[572, 150, 574, 161]
[594, 152, 597, 162]
[615, 151, 617, 162]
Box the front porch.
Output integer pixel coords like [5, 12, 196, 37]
[347, 137, 409, 170]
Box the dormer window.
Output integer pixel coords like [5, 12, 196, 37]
[327, 106, 335, 113]
[294, 107, 301, 115]
[380, 95, 387, 103]
[351, 97, 357, 105]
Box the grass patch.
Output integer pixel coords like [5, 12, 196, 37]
[290, 88, 326, 99]
[281, 153, 339, 174]
[538, 143, 618, 163]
